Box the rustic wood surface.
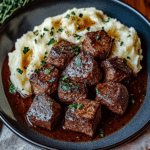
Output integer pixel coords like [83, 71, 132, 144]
[0, 0, 150, 150]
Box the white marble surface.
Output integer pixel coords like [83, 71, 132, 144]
[0, 124, 150, 150]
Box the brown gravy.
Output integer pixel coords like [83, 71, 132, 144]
[2, 49, 148, 142]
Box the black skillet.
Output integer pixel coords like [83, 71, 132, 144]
[0, 0, 150, 149]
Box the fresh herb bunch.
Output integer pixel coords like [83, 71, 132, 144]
[0, 0, 35, 25]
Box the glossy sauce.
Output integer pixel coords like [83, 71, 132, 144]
[2, 49, 148, 142]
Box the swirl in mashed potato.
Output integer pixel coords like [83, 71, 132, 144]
[8, 7, 142, 96]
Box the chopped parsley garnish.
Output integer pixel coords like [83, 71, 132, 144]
[44, 28, 49, 31]
[123, 58, 127, 63]
[69, 46, 80, 55]
[74, 34, 82, 40]
[45, 51, 48, 54]
[44, 67, 54, 74]
[127, 56, 131, 60]
[16, 68, 23, 74]
[99, 129, 104, 137]
[68, 103, 83, 111]
[41, 60, 46, 66]
[50, 31, 53, 36]
[40, 33, 45, 38]
[71, 11, 76, 15]
[96, 88, 99, 95]
[34, 69, 40, 73]
[36, 97, 38, 100]
[75, 56, 82, 67]
[62, 85, 68, 91]
[87, 27, 90, 31]
[77, 85, 81, 88]
[57, 47, 60, 51]
[131, 99, 135, 104]
[49, 101, 52, 104]
[33, 30, 38, 36]
[62, 75, 68, 81]
[65, 14, 70, 19]
[127, 34, 131, 38]
[96, 35, 101, 40]
[47, 38, 55, 45]
[51, 27, 54, 30]
[102, 26, 104, 30]
[9, 83, 16, 93]
[79, 13, 83, 18]
[104, 17, 110, 23]
[49, 78, 55, 83]
[58, 28, 63, 32]
[120, 41, 124, 46]
[143, 90, 147, 96]
[22, 88, 24, 90]
[44, 56, 48, 60]
[35, 39, 37, 44]
[22, 47, 30, 54]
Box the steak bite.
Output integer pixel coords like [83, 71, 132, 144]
[101, 56, 133, 83]
[26, 94, 62, 131]
[47, 40, 80, 69]
[64, 98, 101, 137]
[63, 51, 102, 86]
[96, 82, 129, 115]
[82, 30, 112, 60]
[30, 64, 59, 95]
[58, 75, 88, 104]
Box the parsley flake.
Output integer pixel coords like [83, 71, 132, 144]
[33, 30, 38, 36]
[16, 68, 23, 74]
[35, 39, 37, 44]
[75, 56, 82, 67]
[68, 103, 83, 111]
[44, 67, 54, 74]
[62, 85, 68, 91]
[87, 27, 90, 31]
[104, 17, 110, 23]
[77, 103, 83, 109]
[22, 47, 30, 54]
[58, 28, 63, 32]
[120, 41, 124, 46]
[96, 88, 99, 95]
[40, 33, 45, 38]
[127, 56, 131, 60]
[99, 129, 104, 137]
[79, 13, 83, 18]
[62, 75, 68, 81]
[127, 34, 131, 38]
[49, 78, 55, 83]
[131, 99, 135, 104]
[74, 34, 82, 40]
[71, 11, 75, 15]
[123, 58, 127, 63]
[65, 14, 70, 19]
[143, 90, 147, 96]
[47, 38, 55, 45]
[49, 101, 52, 104]
[44, 56, 48, 60]
[96, 35, 101, 40]
[41, 60, 46, 66]
[44, 28, 49, 31]
[102, 26, 104, 30]
[34, 69, 40, 73]
[69, 46, 80, 55]
[45, 51, 48, 54]
[9, 83, 16, 93]
[51, 27, 54, 30]
[50, 31, 53, 36]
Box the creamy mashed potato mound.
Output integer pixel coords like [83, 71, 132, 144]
[8, 7, 143, 96]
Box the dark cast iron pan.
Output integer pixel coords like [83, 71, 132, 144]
[0, 0, 150, 149]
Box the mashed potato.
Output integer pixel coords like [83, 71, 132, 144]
[8, 7, 142, 96]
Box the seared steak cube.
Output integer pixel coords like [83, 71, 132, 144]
[96, 82, 129, 115]
[82, 30, 112, 60]
[58, 75, 88, 104]
[47, 40, 80, 69]
[30, 64, 59, 95]
[26, 94, 62, 131]
[63, 51, 102, 86]
[64, 98, 101, 137]
[101, 57, 133, 83]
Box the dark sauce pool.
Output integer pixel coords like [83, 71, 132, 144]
[2, 49, 148, 142]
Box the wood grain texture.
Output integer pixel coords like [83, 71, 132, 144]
[121, 0, 150, 21]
